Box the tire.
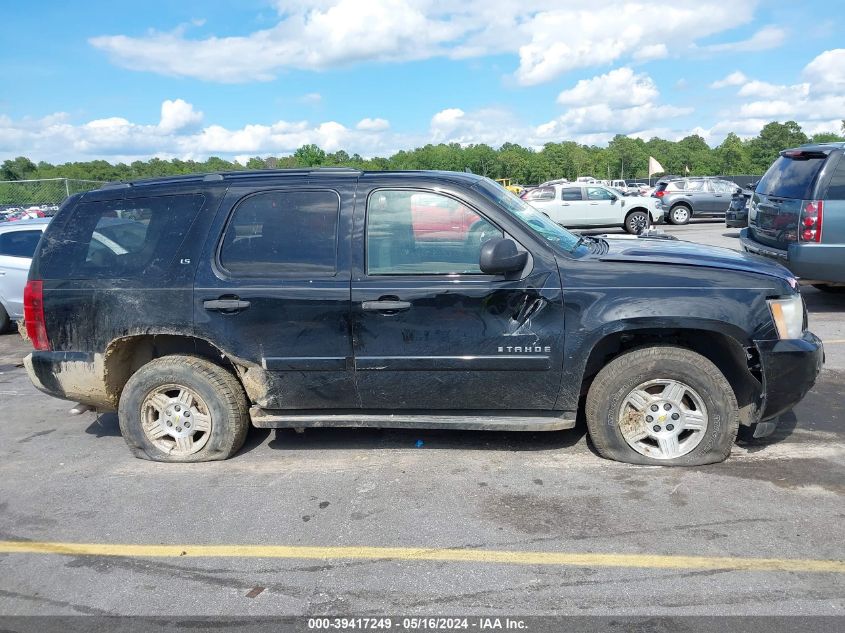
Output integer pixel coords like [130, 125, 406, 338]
[624, 210, 649, 235]
[118, 355, 250, 462]
[585, 346, 739, 466]
[812, 284, 845, 294]
[668, 204, 691, 225]
[0, 304, 10, 334]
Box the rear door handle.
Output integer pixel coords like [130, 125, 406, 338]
[203, 298, 251, 312]
[362, 300, 411, 312]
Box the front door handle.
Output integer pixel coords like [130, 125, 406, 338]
[203, 298, 251, 312]
[362, 300, 411, 312]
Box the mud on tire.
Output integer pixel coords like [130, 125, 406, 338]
[118, 355, 249, 462]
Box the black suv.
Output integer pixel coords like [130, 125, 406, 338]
[23, 169, 823, 466]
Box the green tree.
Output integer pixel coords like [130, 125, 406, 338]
[1, 156, 37, 180]
[293, 144, 326, 166]
[714, 132, 749, 175]
[747, 121, 808, 173]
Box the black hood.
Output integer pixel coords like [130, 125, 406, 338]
[594, 235, 795, 284]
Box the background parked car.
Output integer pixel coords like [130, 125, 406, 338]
[527, 183, 663, 234]
[740, 142, 845, 292]
[725, 181, 758, 228]
[0, 218, 49, 331]
[652, 177, 740, 225]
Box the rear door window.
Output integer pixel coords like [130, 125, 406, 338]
[561, 188, 583, 201]
[39, 195, 205, 279]
[0, 229, 42, 258]
[757, 154, 827, 200]
[219, 190, 339, 277]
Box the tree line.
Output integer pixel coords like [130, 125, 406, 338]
[2, 120, 844, 188]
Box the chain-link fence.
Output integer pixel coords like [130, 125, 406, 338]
[0, 178, 104, 216]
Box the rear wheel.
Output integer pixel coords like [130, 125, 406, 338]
[624, 210, 649, 234]
[118, 355, 249, 462]
[812, 284, 845, 294]
[585, 346, 739, 466]
[669, 205, 691, 225]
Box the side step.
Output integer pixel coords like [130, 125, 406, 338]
[249, 407, 577, 432]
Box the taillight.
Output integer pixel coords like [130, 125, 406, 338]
[800, 200, 823, 243]
[23, 280, 50, 351]
[655, 190, 665, 197]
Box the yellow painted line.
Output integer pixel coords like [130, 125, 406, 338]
[0, 541, 843, 573]
[824, 339, 845, 344]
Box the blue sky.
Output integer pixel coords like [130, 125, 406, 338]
[1, 0, 843, 163]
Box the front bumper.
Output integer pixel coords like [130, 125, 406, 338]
[755, 331, 823, 421]
[24, 351, 113, 410]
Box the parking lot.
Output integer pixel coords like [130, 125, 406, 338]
[0, 220, 843, 617]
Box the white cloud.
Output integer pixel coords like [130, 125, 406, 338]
[737, 80, 809, 100]
[541, 67, 693, 142]
[702, 48, 845, 141]
[300, 92, 323, 105]
[710, 71, 748, 89]
[158, 99, 203, 132]
[703, 25, 786, 53]
[0, 99, 411, 163]
[89, 0, 762, 86]
[356, 117, 390, 131]
[803, 48, 845, 94]
[557, 68, 658, 108]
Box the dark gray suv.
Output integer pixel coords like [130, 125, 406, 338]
[740, 142, 845, 292]
[653, 178, 740, 225]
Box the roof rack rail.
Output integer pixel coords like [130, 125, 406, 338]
[94, 167, 364, 191]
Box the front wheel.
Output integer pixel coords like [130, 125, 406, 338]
[624, 210, 649, 234]
[585, 346, 739, 466]
[669, 205, 691, 225]
[118, 355, 250, 462]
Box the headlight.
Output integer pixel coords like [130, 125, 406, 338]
[767, 295, 804, 339]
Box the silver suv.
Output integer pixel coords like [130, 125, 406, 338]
[652, 178, 740, 225]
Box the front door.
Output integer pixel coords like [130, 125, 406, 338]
[350, 183, 566, 410]
[584, 186, 619, 225]
[194, 183, 357, 409]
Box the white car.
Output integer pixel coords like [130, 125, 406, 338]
[0, 218, 50, 332]
[525, 183, 664, 234]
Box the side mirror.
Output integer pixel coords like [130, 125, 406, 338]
[609, 194, 618, 202]
[479, 238, 528, 275]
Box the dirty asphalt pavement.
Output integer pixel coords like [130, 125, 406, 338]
[0, 221, 843, 617]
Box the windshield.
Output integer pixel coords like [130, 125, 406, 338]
[473, 178, 582, 253]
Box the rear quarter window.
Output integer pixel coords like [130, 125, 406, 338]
[38, 194, 205, 279]
[757, 155, 826, 200]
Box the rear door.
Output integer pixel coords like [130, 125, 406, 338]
[350, 178, 566, 410]
[194, 182, 357, 410]
[709, 180, 734, 215]
[748, 151, 829, 250]
[0, 226, 43, 318]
